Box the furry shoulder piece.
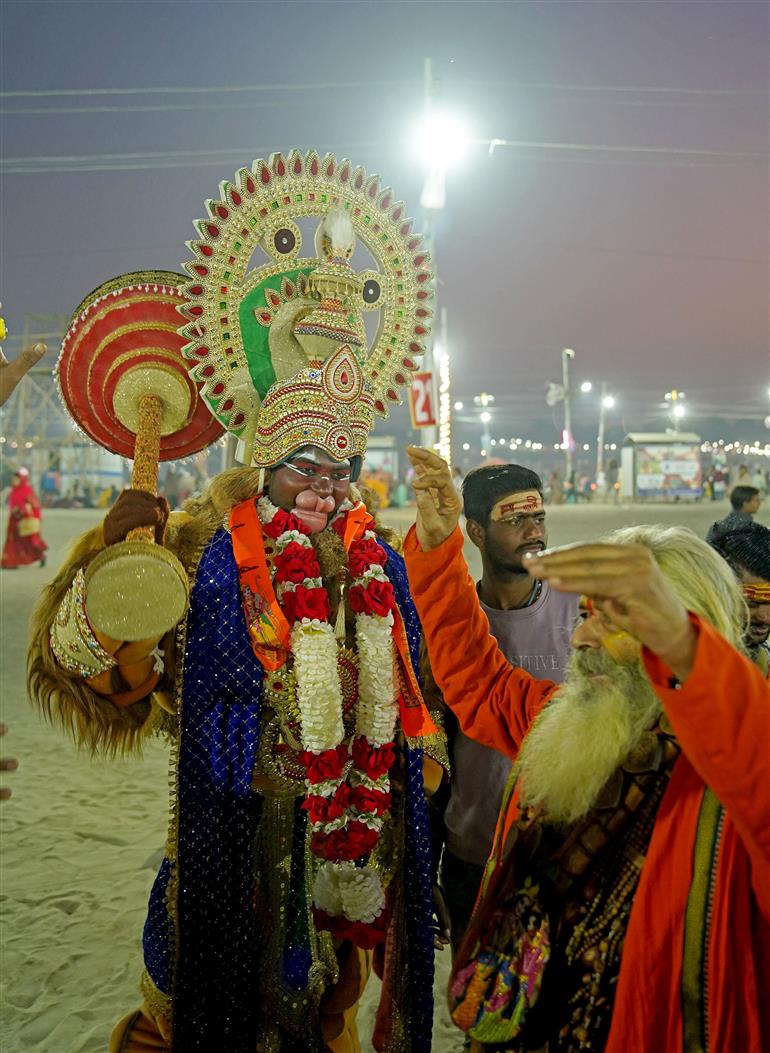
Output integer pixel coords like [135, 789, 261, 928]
[26, 469, 267, 755]
[27, 524, 152, 755]
[26, 511, 207, 756]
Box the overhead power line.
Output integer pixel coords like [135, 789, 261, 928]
[476, 138, 767, 160]
[462, 78, 766, 96]
[0, 100, 316, 116]
[2, 138, 765, 176]
[0, 80, 412, 98]
[1, 77, 765, 100]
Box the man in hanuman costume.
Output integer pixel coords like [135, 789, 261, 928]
[29, 151, 447, 1053]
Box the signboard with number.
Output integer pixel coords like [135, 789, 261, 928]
[409, 372, 437, 428]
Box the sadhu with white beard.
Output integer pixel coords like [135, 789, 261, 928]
[403, 446, 769, 1053]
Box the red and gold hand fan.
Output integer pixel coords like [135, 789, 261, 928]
[58, 270, 223, 640]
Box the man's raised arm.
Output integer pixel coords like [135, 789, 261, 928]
[403, 447, 555, 758]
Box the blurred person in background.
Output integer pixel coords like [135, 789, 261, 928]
[712, 463, 728, 501]
[40, 460, 62, 508]
[1, 467, 47, 569]
[734, 464, 753, 488]
[547, 469, 563, 505]
[706, 485, 761, 544]
[709, 523, 770, 674]
[606, 459, 620, 503]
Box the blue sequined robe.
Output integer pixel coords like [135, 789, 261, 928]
[142, 526, 437, 1053]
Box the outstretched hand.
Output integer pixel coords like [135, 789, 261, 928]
[523, 542, 698, 680]
[406, 446, 463, 551]
[0, 343, 46, 407]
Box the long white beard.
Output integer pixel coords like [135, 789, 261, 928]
[516, 648, 662, 825]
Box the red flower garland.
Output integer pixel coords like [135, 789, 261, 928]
[261, 499, 401, 945]
[313, 907, 389, 950]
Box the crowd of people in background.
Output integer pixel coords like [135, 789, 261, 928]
[1, 461, 211, 512]
[5, 456, 767, 517]
[389, 457, 769, 510]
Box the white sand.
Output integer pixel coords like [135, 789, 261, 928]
[0, 508, 461, 1053]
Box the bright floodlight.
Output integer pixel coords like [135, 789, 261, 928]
[480, 411, 491, 423]
[413, 111, 470, 169]
[580, 381, 593, 393]
[602, 395, 616, 409]
[454, 400, 464, 411]
[673, 404, 686, 419]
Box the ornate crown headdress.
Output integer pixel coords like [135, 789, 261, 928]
[177, 149, 434, 465]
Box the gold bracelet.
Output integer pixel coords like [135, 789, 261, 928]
[50, 569, 118, 678]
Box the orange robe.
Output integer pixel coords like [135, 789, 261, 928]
[404, 525, 770, 1053]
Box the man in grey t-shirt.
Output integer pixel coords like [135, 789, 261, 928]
[432, 463, 578, 952]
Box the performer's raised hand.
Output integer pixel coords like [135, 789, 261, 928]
[0, 342, 46, 407]
[103, 489, 170, 547]
[406, 446, 463, 551]
[523, 542, 697, 679]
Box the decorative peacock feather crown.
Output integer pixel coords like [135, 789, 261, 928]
[177, 149, 433, 465]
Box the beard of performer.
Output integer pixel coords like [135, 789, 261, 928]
[515, 644, 662, 826]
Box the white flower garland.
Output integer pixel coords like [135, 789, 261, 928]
[291, 621, 344, 753]
[256, 496, 399, 939]
[354, 554, 399, 748]
[313, 861, 386, 924]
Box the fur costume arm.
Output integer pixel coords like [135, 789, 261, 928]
[27, 468, 262, 755]
[27, 522, 179, 755]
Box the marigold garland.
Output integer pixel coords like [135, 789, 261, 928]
[256, 496, 399, 945]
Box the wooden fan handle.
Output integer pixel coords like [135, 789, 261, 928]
[127, 394, 162, 544]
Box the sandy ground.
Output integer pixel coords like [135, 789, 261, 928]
[1, 498, 767, 1052]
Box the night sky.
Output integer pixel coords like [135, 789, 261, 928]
[2, 0, 768, 455]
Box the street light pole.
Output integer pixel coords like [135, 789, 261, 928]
[419, 56, 439, 450]
[474, 392, 494, 456]
[664, 389, 686, 432]
[562, 348, 574, 482]
[413, 56, 472, 454]
[596, 381, 608, 484]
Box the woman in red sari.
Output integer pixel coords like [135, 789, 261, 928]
[2, 468, 47, 568]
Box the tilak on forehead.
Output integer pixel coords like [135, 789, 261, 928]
[489, 490, 544, 521]
[743, 582, 770, 602]
[579, 595, 639, 663]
